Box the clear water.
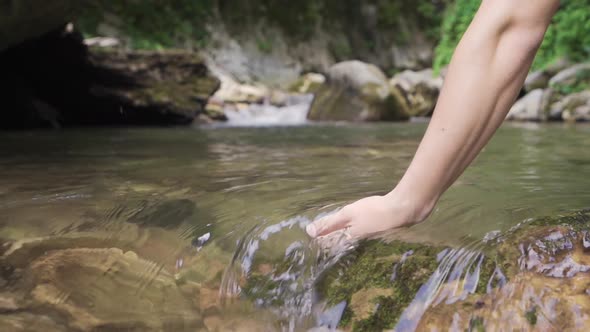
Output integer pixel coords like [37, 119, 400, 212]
[1, 122, 590, 331]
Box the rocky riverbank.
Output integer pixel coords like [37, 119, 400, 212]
[3, 1, 590, 128]
[508, 60, 590, 122]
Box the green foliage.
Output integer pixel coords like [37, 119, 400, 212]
[256, 38, 273, 54]
[78, 0, 447, 54]
[533, 0, 590, 69]
[432, 0, 480, 73]
[434, 0, 590, 73]
[77, 0, 214, 50]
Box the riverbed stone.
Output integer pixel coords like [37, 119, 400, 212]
[0, 245, 204, 331]
[308, 60, 408, 121]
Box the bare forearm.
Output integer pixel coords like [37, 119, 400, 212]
[306, 0, 560, 239]
[389, 0, 559, 220]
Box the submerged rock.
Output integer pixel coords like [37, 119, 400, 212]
[308, 61, 408, 121]
[0, 244, 204, 331]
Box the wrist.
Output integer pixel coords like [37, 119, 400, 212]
[384, 185, 437, 224]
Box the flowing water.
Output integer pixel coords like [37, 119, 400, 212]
[1, 122, 590, 331]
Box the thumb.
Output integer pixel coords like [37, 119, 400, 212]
[306, 210, 350, 238]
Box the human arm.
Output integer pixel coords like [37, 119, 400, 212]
[306, 0, 560, 239]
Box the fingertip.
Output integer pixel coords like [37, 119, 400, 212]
[306, 223, 317, 238]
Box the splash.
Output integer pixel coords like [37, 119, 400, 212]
[219, 213, 355, 330]
[223, 94, 313, 127]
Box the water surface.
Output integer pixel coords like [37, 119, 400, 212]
[1, 122, 589, 330]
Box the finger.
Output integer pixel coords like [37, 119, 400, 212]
[306, 210, 350, 238]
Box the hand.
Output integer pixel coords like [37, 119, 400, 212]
[306, 194, 426, 240]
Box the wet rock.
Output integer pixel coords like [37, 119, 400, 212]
[506, 89, 544, 121]
[389, 69, 443, 117]
[311, 210, 590, 331]
[308, 60, 408, 121]
[3, 247, 204, 331]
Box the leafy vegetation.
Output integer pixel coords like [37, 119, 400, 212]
[77, 0, 447, 52]
[434, 0, 590, 73]
[534, 0, 590, 69]
[77, 1, 214, 49]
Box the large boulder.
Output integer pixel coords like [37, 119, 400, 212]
[0, 238, 205, 331]
[389, 69, 443, 117]
[308, 61, 408, 121]
[316, 210, 590, 331]
[88, 48, 220, 124]
[0, 27, 220, 128]
[242, 210, 590, 331]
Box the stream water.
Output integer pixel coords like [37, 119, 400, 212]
[1, 122, 590, 331]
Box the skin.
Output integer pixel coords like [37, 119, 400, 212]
[307, 0, 561, 239]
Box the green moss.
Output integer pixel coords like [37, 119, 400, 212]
[256, 38, 273, 54]
[467, 316, 485, 332]
[315, 240, 442, 331]
[525, 307, 538, 326]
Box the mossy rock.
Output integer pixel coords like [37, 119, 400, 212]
[307, 61, 409, 121]
[88, 48, 220, 123]
[243, 210, 590, 331]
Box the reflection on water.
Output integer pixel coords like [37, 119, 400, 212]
[0, 123, 590, 330]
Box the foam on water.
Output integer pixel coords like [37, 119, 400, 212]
[223, 94, 313, 127]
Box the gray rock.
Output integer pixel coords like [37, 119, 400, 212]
[549, 90, 590, 122]
[549, 63, 590, 87]
[524, 71, 551, 92]
[506, 89, 544, 121]
[390, 69, 443, 117]
[308, 60, 408, 121]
